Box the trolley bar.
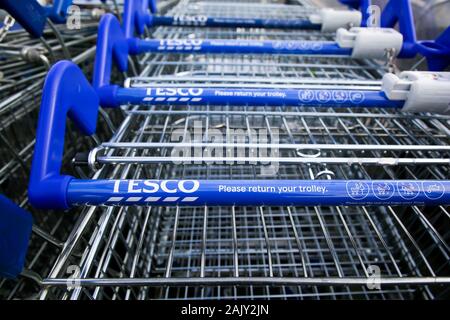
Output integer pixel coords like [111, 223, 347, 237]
[127, 0, 362, 33]
[128, 38, 351, 55]
[111, 86, 404, 109]
[151, 15, 322, 30]
[67, 179, 450, 207]
[41, 276, 450, 287]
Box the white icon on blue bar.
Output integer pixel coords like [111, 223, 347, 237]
[372, 182, 395, 200]
[350, 91, 365, 104]
[332, 90, 348, 103]
[298, 90, 315, 102]
[273, 41, 284, 49]
[346, 181, 369, 200]
[299, 41, 311, 50]
[311, 42, 323, 50]
[316, 90, 331, 103]
[286, 41, 296, 50]
[422, 182, 445, 200]
[397, 181, 420, 200]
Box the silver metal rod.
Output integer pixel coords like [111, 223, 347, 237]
[100, 142, 450, 152]
[96, 156, 450, 166]
[41, 277, 450, 287]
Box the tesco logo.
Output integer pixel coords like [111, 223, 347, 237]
[113, 180, 200, 194]
[148, 87, 204, 96]
[173, 15, 208, 25]
[159, 39, 203, 47]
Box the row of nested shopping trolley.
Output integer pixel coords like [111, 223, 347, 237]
[0, 0, 449, 300]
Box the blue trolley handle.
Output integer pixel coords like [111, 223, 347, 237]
[148, 0, 157, 14]
[29, 61, 99, 209]
[124, 0, 370, 37]
[0, 0, 73, 37]
[125, 0, 362, 37]
[67, 179, 450, 207]
[139, 0, 317, 33]
[380, 0, 450, 71]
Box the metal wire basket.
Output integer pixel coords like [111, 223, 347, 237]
[0, 1, 127, 300]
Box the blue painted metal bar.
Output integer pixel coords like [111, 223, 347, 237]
[29, 61, 99, 210]
[111, 87, 404, 109]
[150, 15, 322, 30]
[128, 38, 351, 55]
[67, 179, 450, 207]
[380, 0, 416, 58]
[128, 0, 325, 31]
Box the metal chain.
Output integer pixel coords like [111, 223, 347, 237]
[385, 48, 399, 74]
[0, 15, 15, 43]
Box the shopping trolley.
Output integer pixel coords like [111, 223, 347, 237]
[0, 0, 129, 300]
[0, 6, 104, 205]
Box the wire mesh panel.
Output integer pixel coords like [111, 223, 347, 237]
[168, 0, 318, 19]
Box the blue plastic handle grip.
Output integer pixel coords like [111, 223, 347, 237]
[0, 0, 47, 37]
[93, 13, 128, 90]
[128, 38, 351, 55]
[29, 61, 99, 210]
[381, 0, 417, 58]
[123, 0, 144, 38]
[0, 194, 33, 278]
[108, 87, 404, 109]
[379, 0, 450, 70]
[66, 179, 450, 207]
[151, 16, 322, 30]
[149, 0, 157, 14]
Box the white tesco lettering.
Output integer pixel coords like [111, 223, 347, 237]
[143, 180, 159, 193]
[154, 88, 204, 96]
[159, 39, 203, 46]
[113, 180, 200, 194]
[178, 180, 199, 193]
[173, 15, 207, 25]
[161, 180, 177, 193]
[128, 180, 141, 193]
